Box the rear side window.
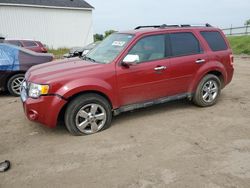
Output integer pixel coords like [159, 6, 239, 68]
[169, 32, 203, 57]
[22, 41, 37, 47]
[200, 31, 228, 51]
[6, 40, 22, 47]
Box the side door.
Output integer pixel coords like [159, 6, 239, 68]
[166, 31, 208, 95]
[116, 34, 171, 106]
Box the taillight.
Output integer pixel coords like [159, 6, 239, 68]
[230, 54, 234, 66]
[41, 47, 47, 53]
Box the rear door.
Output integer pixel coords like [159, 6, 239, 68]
[116, 34, 171, 106]
[166, 31, 208, 95]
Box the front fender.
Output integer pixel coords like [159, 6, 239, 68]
[53, 78, 117, 107]
[188, 61, 227, 93]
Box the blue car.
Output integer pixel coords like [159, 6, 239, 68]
[0, 43, 53, 96]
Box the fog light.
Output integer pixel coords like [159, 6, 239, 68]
[28, 110, 38, 120]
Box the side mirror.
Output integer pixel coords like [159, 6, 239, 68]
[122, 54, 139, 66]
[74, 51, 80, 57]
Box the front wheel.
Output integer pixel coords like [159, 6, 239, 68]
[64, 94, 112, 136]
[7, 74, 25, 96]
[193, 74, 221, 107]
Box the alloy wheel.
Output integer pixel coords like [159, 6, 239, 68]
[11, 76, 24, 95]
[75, 103, 107, 134]
[202, 80, 219, 103]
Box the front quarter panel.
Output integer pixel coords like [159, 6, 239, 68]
[53, 77, 118, 108]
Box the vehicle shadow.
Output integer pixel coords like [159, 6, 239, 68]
[111, 93, 229, 128]
[47, 99, 194, 136]
[0, 91, 11, 97]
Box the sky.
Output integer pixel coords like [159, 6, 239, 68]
[87, 0, 250, 34]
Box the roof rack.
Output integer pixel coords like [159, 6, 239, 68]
[134, 23, 212, 30]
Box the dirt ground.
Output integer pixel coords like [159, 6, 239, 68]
[0, 58, 250, 188]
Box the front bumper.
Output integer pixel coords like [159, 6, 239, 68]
[22, 95, 67, 128]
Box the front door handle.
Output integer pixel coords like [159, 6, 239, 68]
[154, 66, 167, 71]
[196, 59, 206, 64]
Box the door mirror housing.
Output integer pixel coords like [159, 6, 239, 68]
[122, 54, 139, 66]
[73, 51, 80, 57]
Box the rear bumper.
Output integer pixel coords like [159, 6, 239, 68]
[225, 67, 234, 86]
[22, 95, 67, 128]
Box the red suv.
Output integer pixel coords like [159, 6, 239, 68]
[21, 24, 234, 136]
[5, 39, 48, 53]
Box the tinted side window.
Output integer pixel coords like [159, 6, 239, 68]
[6, 40, 22, 47]
[170, 32, 202, 57]
[22, 41, 37, 47]
[128, 35, 165, 63]
[201, 31, 228, 51]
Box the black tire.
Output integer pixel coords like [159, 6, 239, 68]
[7, 74, 25, 97]
[64, 93, 112, 136]
[193, 74, 221, 107]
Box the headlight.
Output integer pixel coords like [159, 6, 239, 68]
[28, 83, 49, 98]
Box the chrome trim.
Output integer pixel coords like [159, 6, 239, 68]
[195, 59, 206, 64]
[114, 93, 191, 115]
[154, 66, 167, 71]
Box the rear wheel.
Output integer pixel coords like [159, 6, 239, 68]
[7, 74, 25, 96]
[193, 74, 221, 107]
[64, 94, 112, 136]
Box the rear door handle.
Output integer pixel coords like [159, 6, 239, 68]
[154, 66, 167, 71]
[196, 59, 206, 64]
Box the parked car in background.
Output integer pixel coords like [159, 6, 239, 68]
[5, 39, 48, 53]
[0, 36, 4, 43]
[0, 43, 53, 96]
[63, 41, 101, 58]
[21, 24, 234, 136]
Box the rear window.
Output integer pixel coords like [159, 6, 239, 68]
[200, 31, 228, 51]
[22, 41, 37, 47]
[169, 32, 203, 57]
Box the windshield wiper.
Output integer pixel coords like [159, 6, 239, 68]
[82, 56, 96, 63]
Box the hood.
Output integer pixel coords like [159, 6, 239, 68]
[26, 57, 105, 84]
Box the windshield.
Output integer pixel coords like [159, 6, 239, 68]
[84, 33, 134, 64]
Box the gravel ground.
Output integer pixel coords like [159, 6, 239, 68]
[0, 58, 250, 188]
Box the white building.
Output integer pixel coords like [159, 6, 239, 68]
[0, 0, 94, 48]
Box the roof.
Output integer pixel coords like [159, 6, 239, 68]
[120, 26, 220, 36]
[0, 0, 94, 10]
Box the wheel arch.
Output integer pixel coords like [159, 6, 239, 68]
[189, 66, 227, 94]
[4, 71, 26, 88]
[4, 70, 26, 90]
[206, 70, 224, 87]
[57, 90, 114, 123]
